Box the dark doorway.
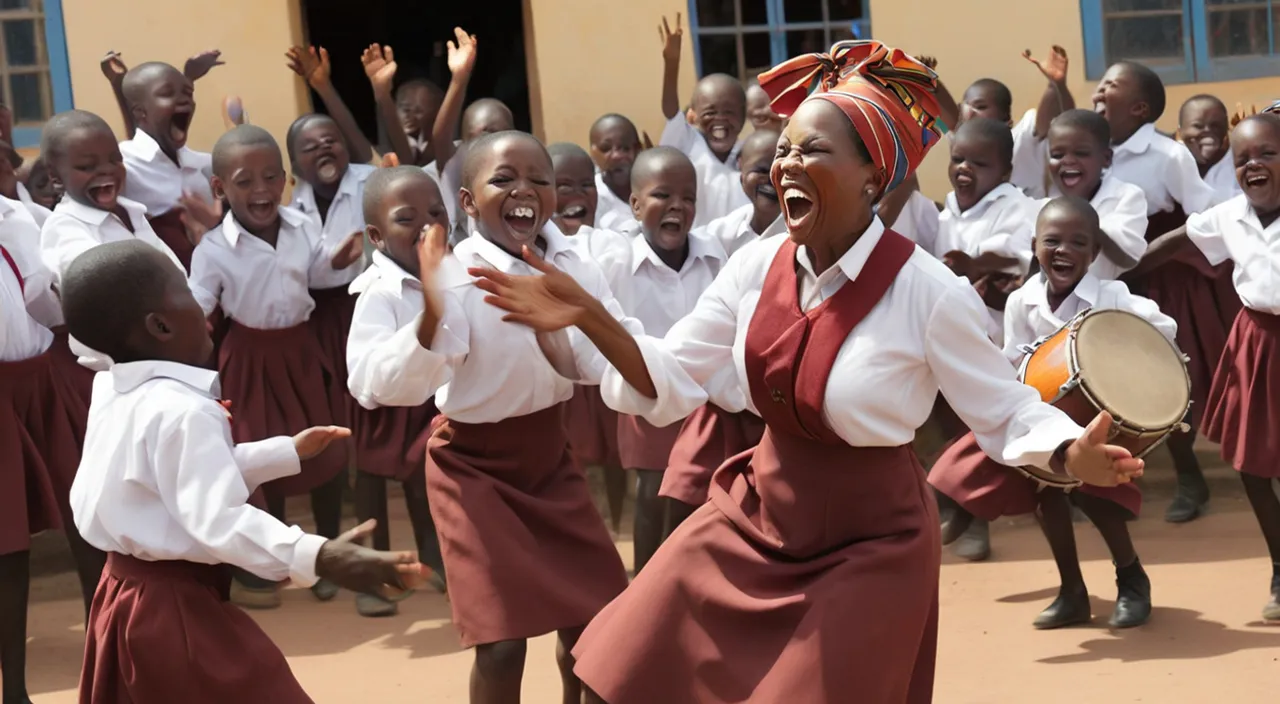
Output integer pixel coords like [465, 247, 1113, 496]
[299, 0, 531, 148]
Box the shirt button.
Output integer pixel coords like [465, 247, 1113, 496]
[771, 388, 785, 403]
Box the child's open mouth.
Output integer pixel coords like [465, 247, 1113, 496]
[1059, 168, 1083, 189]
[170, 110, 193, 144]
[315, 155, 341, 183]
[1093, 101, 1107, 116]
[709, 125, 729, 141]
[86, 181, 118, 208]
[503, 204, 539, 237]
[1050, 257, 1076, 274]
[247, 198, 275, 220]
[659, 214, 685, 233]
[560, 204, 588, 220]
[1245, 171, 1269, 189]
[954, 173, 974, 188]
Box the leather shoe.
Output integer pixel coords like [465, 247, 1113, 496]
[1164, 488, 1208, 523]
[1110, 561, 1152, 628]
[1033, 588, 1091, 629]
[951, 519, 990, 562]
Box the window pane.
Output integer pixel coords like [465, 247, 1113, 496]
[1104, 13, 1186, 65]
[3, 19, 40, 66]
[830, 25, 856, 43]
[1103, 0, 1183, 10]
[742, 0, 769, 25]
[0, 0, 33, 10]
[743, 32, 771, 77]
[782, 0, 824, 23]
[10, 71, 47, 122]
[698, 34, 739, 78]
[696, 0, 736, 27]
[786, 28, 826, 59]
[1206, 5, 1269, 57]
[828, 0, 867, 20]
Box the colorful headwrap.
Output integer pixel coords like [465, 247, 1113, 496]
[1263, 100, 1280, 115]
[757, 40, 943, 195]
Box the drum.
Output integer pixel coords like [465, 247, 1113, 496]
[1015, 309, 1191, 488]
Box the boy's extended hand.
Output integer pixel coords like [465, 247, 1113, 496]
[330, 231, 366, 270]
[447, 28, 478, 78]
[1022, 45, 1068, 85]
[184, 50, 225, 81]
[100, 50, 128, 85]
[293, 425, 351, 460]
[362, 43, 398, 96]
[286, 45, 332, 89]
[316, 519, 429, 598]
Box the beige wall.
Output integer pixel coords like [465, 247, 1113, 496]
[525, 0, 697, 148]
[870, 0, 1277, 200]
[61, 0, 309, 156]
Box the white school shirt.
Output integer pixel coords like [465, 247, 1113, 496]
[0, 200, 56, 361]
[935, 182, 1037, 273]
[422, 140, 469, 243]
[40, 196, 184, 285]
[290, 163, 376, 289]
[1110, 123, 1219, 216]
[1010, 109, 1049, 199]
[888, 190, 941, 254]
[1202, 153, 1241, 203]
[1044, 174, 1149, 280]
[597, 231, 727, 339]
[599, 217, 1085, 468]
[120, 130, 215, 217]
[659, 115, 750, 228]
[1186, 194, 1280, 314]
[698, 202, 767, 259]
[594, 172, 637, 233]
[350, 224, 646, 423]
[568, 224, 631, 270]
[15, 182, 51, 228]
[189, 207, 342, 329]
[1002, 272, 1177, 364]
[70, 361, 326, 585]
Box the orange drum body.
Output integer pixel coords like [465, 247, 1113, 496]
[1016, 309, 1191, 488]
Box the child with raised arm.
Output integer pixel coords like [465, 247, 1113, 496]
[657, 13, 750, 227]
[362, 43, 444, 168]
[62, 240, 425, 703]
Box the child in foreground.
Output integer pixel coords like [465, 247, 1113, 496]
[64, 240, 426, 704]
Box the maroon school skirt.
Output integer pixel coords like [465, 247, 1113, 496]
[355, 400, 437, 483]
[426, 405, 629, 647]
[616, 414, 683, 471]
[1203, 308, 1280, 478]
[928, 431, 1142, 519]
[564, 386, 620, 467]
[660, 404, 765, 506]
[80, 554, 311, 704]
[0, 349, 87, 555]
[49, 326, 95, 407]
[219, 321, 345, 498]
[308, 286, 357, 429]
[147, 210, 194, 272]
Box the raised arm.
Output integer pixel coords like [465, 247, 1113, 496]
[362, 44, 416, 166]
[100, 51, 134, 138]
[286, 45, 374, 164]
[659, 13, 683, 121]
[431, 28, 478, 175]
[919, 56, 960, 133]
[1023, 46, 1074, 138]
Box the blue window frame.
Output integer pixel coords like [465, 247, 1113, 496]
[4, 0, 73, 148]
[1081, 0, 1280, 85]
[688, 0, 871, 80]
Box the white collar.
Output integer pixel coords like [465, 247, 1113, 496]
[945, 182, 1021, 218]
[219, 206, 308, 248]
[53, 195, 145, 227]
[127, 129, 201, 168]
[1223, 193, 1278, 236]
[1114, 122, 1157, 157]
[111, 360, 220, 397]
[292, 165, 365, 213]
[629, 229, 725, 275]
[454, 221, 582, 276]
[1024, 270, 1102, 313]
[796, 216, 887, 283]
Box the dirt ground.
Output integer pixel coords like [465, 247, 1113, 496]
[13, 450, 1280, 703]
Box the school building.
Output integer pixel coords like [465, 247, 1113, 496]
[11, 1, 1279, 198]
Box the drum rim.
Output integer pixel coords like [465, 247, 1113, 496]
[1067, 309, 1192, 433]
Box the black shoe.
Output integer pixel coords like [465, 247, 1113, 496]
[311, 578, 340, 602]
[1265, 566, 1280, 622]
[1033, 588, 1091, 629]
[951, 519, 990, 562]
[1110, 559, 1152, 628]
[940, 507, 974, 546]
[1164, 486, 1209, 523]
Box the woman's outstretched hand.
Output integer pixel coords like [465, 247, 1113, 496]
[1063, 411, 1145, 487]
[469, 246, 597, 332]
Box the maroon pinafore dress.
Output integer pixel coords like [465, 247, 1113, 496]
[660, 404, 765, 507]
[574, 231, 940, 703]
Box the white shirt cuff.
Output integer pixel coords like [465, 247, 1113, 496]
[289, 533, 328, 587]
[1001, 415, 1083, 469]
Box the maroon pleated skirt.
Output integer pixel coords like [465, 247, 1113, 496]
[355, 400, 437, 483]
[426, 405, 628, 647]
[218, 321, 346, 498]
[1203, 308, 1280, 478]
[661, 404, 764, 506]
[49, 326, 95, 407]
[616, 414, 683, 471]
[564, 386, 621, 467]
[80, 553, 312, 704]
[928, 431, 1142, 519]
[147, 210, 194, 273]
[308, 285, 357, 428]
[0, 349, 87, 555]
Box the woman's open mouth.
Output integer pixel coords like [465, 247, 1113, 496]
[783, 187, 814, 227]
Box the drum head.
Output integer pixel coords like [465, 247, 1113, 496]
[1073, 310, 1191, 430]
